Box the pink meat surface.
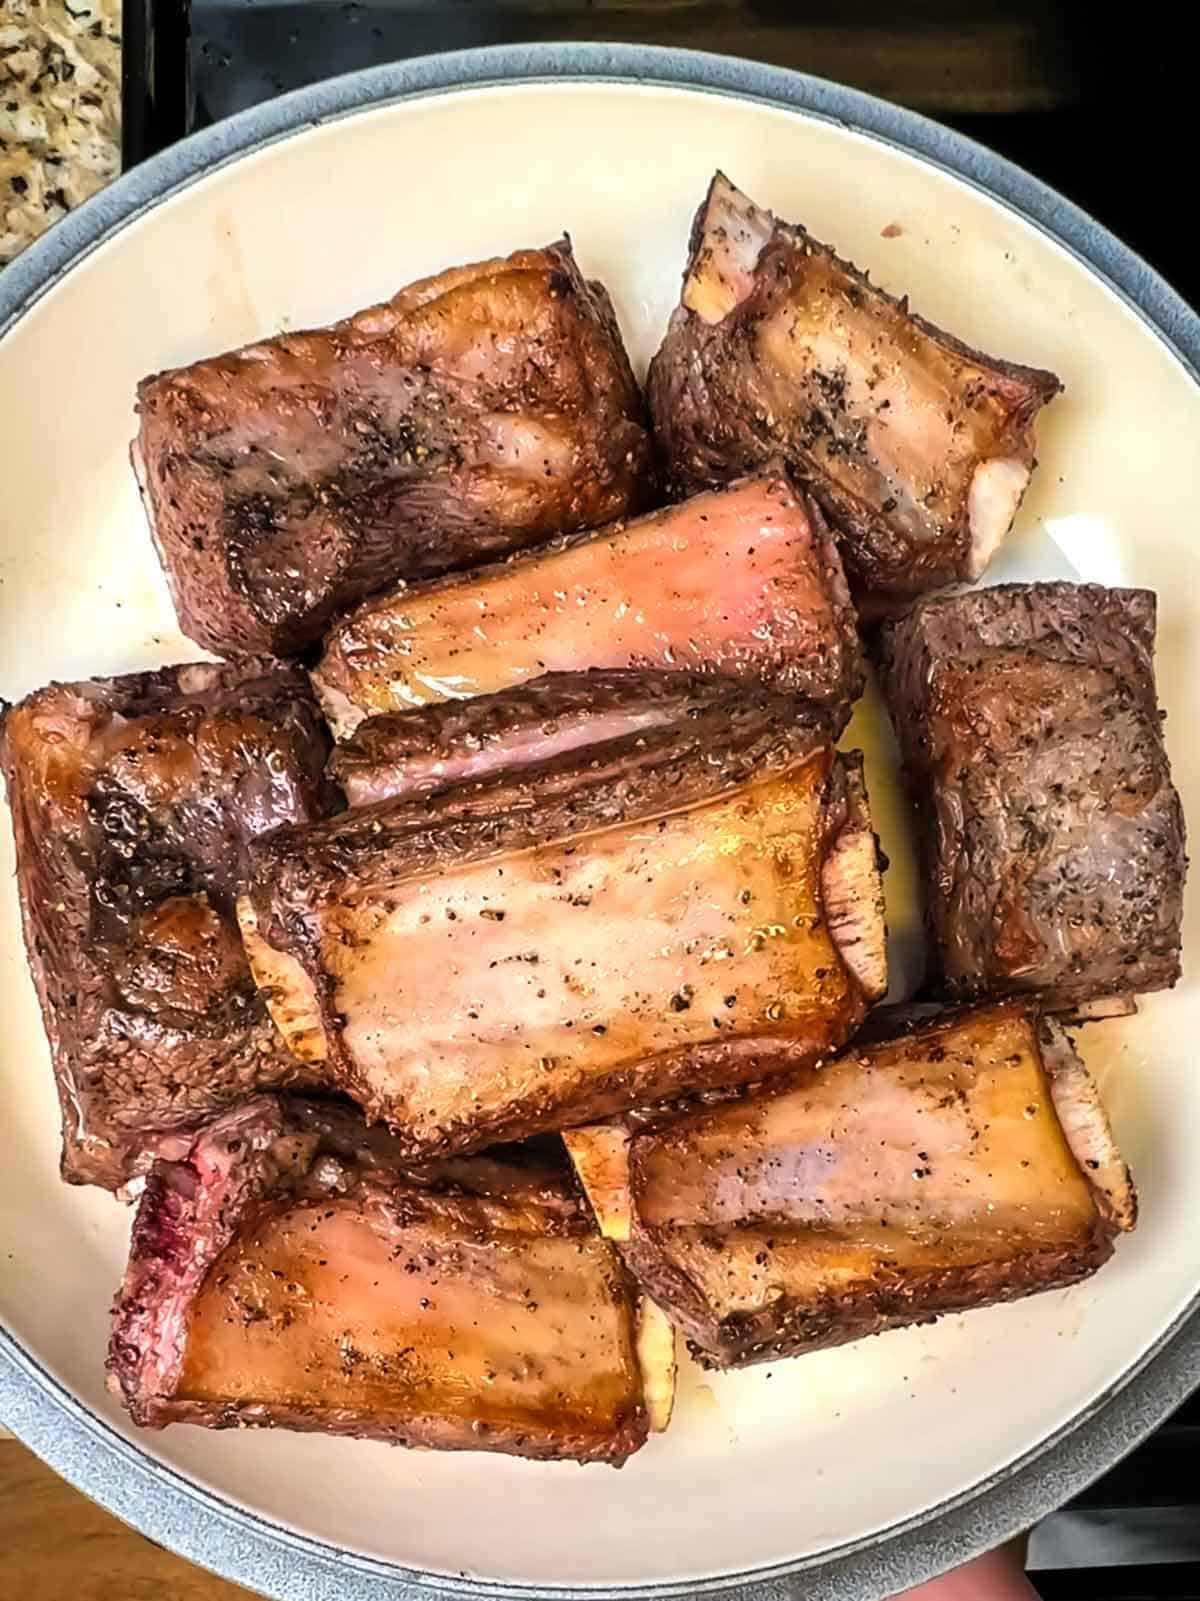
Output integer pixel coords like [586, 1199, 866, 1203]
[313, 473, 861, 737]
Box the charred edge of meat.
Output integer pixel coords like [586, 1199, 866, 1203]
[346, 1031, 869, 1167]
[879, 582, 1162, 687]
[0, 660, 332, 1188]
[673, 1231, 1117, 1370]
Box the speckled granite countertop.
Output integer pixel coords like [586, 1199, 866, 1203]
[0, 0, 119, 264]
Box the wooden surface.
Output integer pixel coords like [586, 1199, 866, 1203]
[0, 1437, 251, 1600]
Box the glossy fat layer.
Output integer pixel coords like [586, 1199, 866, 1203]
[313, 473, 861, 734]
[636, 1009, 1095, 1242]
[315, 757, 856, 1144]
[178, 1193, 641, 1453]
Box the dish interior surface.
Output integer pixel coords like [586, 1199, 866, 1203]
[0, 77, 1197, 1590]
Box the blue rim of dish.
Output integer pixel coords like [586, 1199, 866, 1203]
[1, 41, 1198, 1601]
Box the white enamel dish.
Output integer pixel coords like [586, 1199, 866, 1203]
[0, 44, 1197, 1601]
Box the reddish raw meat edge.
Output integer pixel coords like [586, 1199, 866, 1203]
[107, 1098, 653, 1463]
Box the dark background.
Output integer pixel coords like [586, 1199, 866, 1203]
[124, 0, 1200, 307]
[120, 5, 1200, 1595]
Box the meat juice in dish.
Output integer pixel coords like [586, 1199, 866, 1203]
[133, 240, 653, 656]
[312, 471, 862, 737]
[0, 184, 1171, 1469]
[0, 660, 331, 1189]
[878, 583, 1187, 1006]
[108, 1097, 672, 1462]
[567, 1002, 1135, 1366]
[648, 174, 1062, 609]
[243, 718, 886, 1156]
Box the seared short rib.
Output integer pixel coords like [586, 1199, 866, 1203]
[313, 472, 863, 738]
[108, 1097, 661, 1463]
[878, 583, 1186, 1006]
[327, 672, 812, 808]
[133, 241, 653, 656]
[0, 660, 331, 1188]
[567, 1002, 1135, 1366]
[648, 175, 1061, 607]
[245, 714, 886, 1158]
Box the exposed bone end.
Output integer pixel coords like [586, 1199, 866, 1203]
[310, 667, 368, 743]
[636, 1297, 678, 1433]
[822, 754, 888, 1003]
[965, 456, 1031, 579]
[1053, 993, 1138, 1025]
[1041, 1018, 1137, 1233]
[235, 895, 328, 1064]
[682, 173, 775, 327]
[563, 1125, 632, 1242]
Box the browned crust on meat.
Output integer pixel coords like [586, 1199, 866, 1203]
[135, 240, 653, 656]
[247, 731, 871, 1159]
[648, 173, 1061, 603]
[0, 661, 331, 1188]
[614, 999, 1126, 1367]
[124, 1395, 645, 1464]
[108, 1097, 648, 1464]
[326, 671, 820, 808]
[621, 1224, 1115, 1369]
[877, 582, 1186, 1005]
[251, 709, 836, 951]
[352, 1031, 868, 1165]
